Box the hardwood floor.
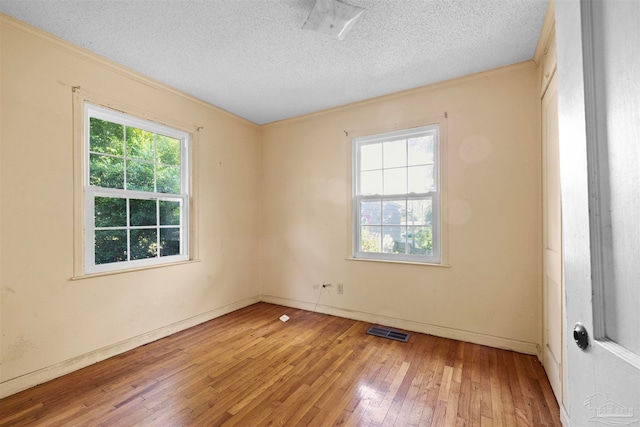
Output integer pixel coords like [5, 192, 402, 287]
[0, 303, 562, 426]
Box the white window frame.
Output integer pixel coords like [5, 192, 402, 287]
[85, 104, 190, 274]
[352, 124, 441, 264]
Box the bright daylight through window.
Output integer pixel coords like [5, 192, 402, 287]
[353, 125, 440, 263]
[85, 104, 189, 273]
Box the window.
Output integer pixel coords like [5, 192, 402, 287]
[85, 104, 189, 273]
[352, 125, 440, 263]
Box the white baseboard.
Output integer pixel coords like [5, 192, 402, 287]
[260, 294, 540, 356]
[0, 296, 260, 399]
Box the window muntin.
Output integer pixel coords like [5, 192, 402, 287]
[85, 104, 189, 273]
[353, 125, 440, 263]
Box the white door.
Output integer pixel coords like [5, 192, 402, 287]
[543, 71, 564, 405]
[556, 1, 640, 426]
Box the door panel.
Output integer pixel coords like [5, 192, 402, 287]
[556, 1, 640, 425]
[542, 72, 563, 403]
[591, 0, 640, 356]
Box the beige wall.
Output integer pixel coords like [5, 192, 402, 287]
[261, 63, 542, 354]
[0, 16, 261, 395]
[1, 14, 543, 397]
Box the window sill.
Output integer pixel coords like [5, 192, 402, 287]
[345, 257, 450, 268]
[71, 259, 201, 281]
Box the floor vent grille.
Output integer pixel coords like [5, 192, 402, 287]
[366, 326, 410, 343]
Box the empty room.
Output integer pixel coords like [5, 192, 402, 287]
[1, 0, 638, 426]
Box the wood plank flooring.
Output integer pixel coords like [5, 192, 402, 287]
[0, 303, 562, 426]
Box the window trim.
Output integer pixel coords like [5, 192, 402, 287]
[83, 103, 190, 274]
[351, 123, 442, 264]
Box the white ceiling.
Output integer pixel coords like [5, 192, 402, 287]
[0, 0, 548, 125]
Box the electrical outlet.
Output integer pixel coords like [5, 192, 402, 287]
[337, 283, 343, 294]
[313, 284, 320, 290]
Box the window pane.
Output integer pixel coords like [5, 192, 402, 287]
[95, 197, 126, 227]
[383, 168, 407, 195]
[157, 165, 181, 194]
[159, 200, 181, 225]
[95, 230, 127, 264]
[131, 229, 158, 260]
[126, 127, 154, 161]
[383, 225, 404, 253]
[408, 135, 434, 166]
[353, 125, 438, 263]
[90, 154, 124, 189]
[407, 199, 432, 225]
[407, 226, 433, 255]
[360, 170, 382, 196]
[383, 200, 405, 225]
[383, 139, 407, 168]
[360, 200, 381, 225]
[360, 142, 382, 171]
[127, 160, 155, 192]
[160, 228, 181, 257]
[157, 134, 181, 166]
[90, 118, 124, 156]
[87, 107, 190, 273]
[408, 165, 434, 194]
[360, 226, 381, 253]
[130, 199, 157, 226]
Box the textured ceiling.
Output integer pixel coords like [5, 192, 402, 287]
[0, 0, 548, 124]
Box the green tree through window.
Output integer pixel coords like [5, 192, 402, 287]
[85, 105, 189, 273]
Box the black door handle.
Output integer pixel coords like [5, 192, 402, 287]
[574, 323, 589, 350]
